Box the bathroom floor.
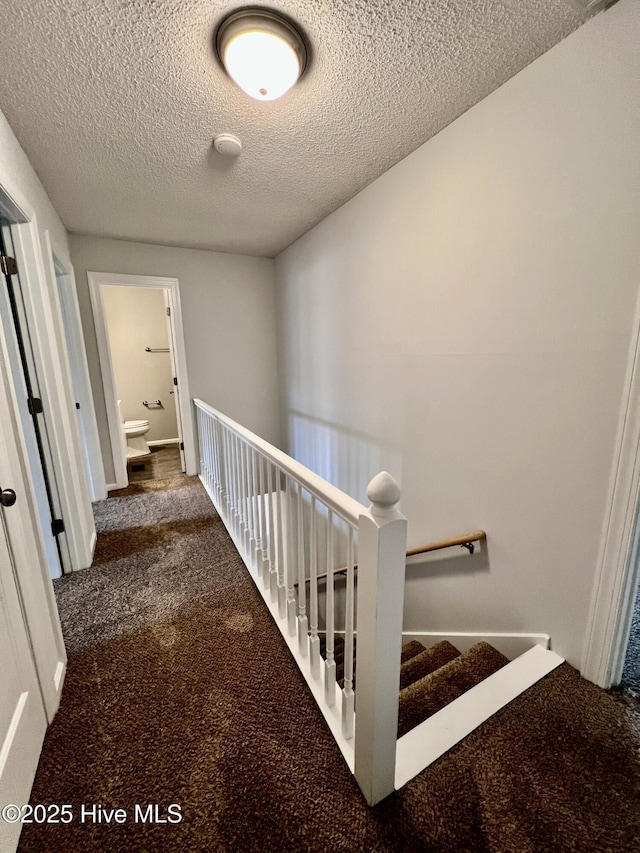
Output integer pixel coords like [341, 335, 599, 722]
[128, 444, 183, 483]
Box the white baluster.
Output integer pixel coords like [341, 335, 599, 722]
[267, 462, 278, 601]
[275, 468, 286, 619]
[214, 418, 220, 501]
[297, 485, 308, 656]
[228, 428, 235, 526]
[232, 433, 241, 540]
[285, 477, 296, 636]
[223, 427, 231, 522]
[206, 415, 213, 491]
[247, 445, 257, 568]
[243, 441, 252, 556]
[221, 424, 229, 519]
[204, 414, 210, 485]
[230, 432, 237, 535]
[324, 511, 336, 708]
[309, 500, 320, 678]
[257, 454, 269, 588]
[342, 526, 355, 739]
[196, 408, 203, 474]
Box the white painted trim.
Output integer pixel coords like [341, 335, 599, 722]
[9, 221, 96, 572]
[105, 483, 119, 493]
[88, 276, 128, 489]
[53, 660, 65, 692]
[402, 631, 551, 661]
[87, 271, 196, 492]
[49, 240, 107, 502]
[395, 645, 564, 789]
[88, 530, 97, 563]
[147, 438, 180, 447]
[582, 285, 640, 688]
[0, 186, 66, 721]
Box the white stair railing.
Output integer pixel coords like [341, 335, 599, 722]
[194, 398, 407, 805]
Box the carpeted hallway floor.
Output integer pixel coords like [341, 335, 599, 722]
[18, 474, 640, 852]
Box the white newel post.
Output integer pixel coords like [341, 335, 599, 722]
[354, 472, 407, 807]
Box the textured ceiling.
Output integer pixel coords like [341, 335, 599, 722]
[0, 0, 594, 258]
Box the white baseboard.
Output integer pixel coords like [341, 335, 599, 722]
[53, 660, 66, 693]
[88, 530, 97, 562]
[402, 631, 551, 661]
[147, 438, 180, 447]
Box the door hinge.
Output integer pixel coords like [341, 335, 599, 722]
[166, 306, 171, 316]
[52, 518, 65, 536]
[173, 376, 178, 386]
[76, 402, 81, 410]
[28, 396, 44, 415]
[0, 255, 18, 276]
[180, 441, 184, 451]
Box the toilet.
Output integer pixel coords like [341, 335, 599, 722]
[124, 419, 151, 459]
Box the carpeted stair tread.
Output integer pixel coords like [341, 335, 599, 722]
[400, 640, 462, 690]
[400, 639, 427, 663]
[337, 639, 431, 688]
[335, 639, 430, 687]
[398, 641, 510, 737]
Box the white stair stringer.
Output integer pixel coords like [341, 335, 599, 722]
[395, 644, 564, 790]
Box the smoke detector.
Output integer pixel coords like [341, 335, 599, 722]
[213, 133, 243, 157]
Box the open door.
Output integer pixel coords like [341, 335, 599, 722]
[164, 290, 186, 473]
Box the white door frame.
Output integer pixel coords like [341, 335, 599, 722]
[48, 239, 106, 502]
[11, 222, 96, 572]
[0, 333, 66, 719]
[0, 184, 66, 720]
[88, 271, 196, 489]
[582, 286, 640, 688]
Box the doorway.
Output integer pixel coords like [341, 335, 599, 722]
[88, 272, 195, 491]
[0, 222, 69, 577]
[582, 288, 640, 689]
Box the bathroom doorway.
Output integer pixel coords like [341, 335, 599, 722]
[88, 272, 195, 491]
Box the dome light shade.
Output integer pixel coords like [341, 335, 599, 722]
[216, 9, 307, 102]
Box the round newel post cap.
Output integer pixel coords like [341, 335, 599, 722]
[367, 471, 401, 518]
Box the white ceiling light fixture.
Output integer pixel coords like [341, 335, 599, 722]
[215, 7, 308, 102]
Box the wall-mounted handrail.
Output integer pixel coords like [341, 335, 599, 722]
[406, 530, 486, 557]
[299, 530, 487, 585]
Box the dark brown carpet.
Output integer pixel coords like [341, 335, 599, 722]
[18, 475, 640, 852]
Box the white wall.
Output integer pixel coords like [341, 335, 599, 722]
[275, 0, 640, 667]
[102, 286, 178, 442]
[70, 235, 280, 484]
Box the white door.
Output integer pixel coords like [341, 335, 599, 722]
[164, 291, 185, 472]
[0, 507, 48, 853]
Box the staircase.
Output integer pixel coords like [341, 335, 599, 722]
[326, 637, 510, 737]
[195, 398, 564, 806]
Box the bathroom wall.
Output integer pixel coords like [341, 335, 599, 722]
[101, 286, 178, 443]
